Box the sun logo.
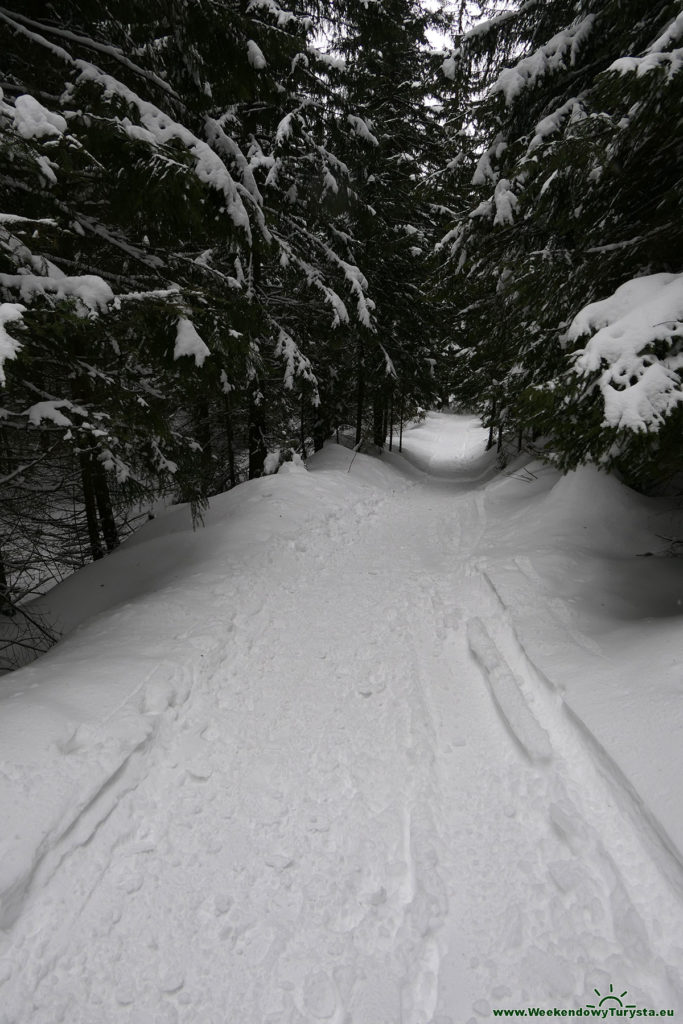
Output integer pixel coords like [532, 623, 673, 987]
[586, 984, 636, 1010]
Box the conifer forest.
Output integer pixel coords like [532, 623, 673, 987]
[1, 0, 682, 653]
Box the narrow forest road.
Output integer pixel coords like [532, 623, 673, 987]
[2, 415, 682, 1024]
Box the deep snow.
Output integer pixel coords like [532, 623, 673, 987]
[1, 413, 682, 1023]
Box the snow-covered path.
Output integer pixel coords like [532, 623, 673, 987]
[2, 415, 682, 1023]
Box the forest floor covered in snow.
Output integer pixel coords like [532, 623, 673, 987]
[1, 413, 682, 1024]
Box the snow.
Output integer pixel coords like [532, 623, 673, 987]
[26, 399, 82, 427]
[275, 112, 294, 144]
[11, 94, 67, 139]
[471, 136, 506, 186]
[649, 11, 683, 52]
[246, 39, 267, 69]
[467, 617, 552, 761]
[274, 327, 318, 392]
[0, 302, 24, 384]
[441, 55, 457, 80]
[528, 97, 585, 152]
[567, 273, 683, 431]
[0, 272, 114, 313]
[609, 13, 683, 79]
[173, 317, 211, 366]
[492, 178, 518, 226]
[609, 48, 683, 80]
[1, 414, 683, 1021]
[347, 114, 379, 146]
[490, 16, 596, 106]
[74, 62, 252, 237]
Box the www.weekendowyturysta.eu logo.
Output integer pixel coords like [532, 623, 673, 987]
[492, 982, 676, 1017]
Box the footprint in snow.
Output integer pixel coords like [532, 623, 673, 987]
[357, 668, 388, 697]
[303, 971, 337, 1019]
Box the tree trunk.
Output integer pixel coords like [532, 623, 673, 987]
[372, 390, 385, 448]
[79, 451, 104, 560]
[388, 392, 394, 451]
[355, 337, 364, 447]
[92, 456, 119, 552]
[248, 385, 267, 480]
[486, 400, 497, 451]
[312, 405, 329, 453]
[399, 393, 404, 453]
[0, 545, 14, 617]
[223, 392, 237, 489]
[300, 392, 307, 461]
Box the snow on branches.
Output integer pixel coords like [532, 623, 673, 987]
[490, 15, 596, 106]
[567, 274, 683, 433]
[0, 303, 25, 384]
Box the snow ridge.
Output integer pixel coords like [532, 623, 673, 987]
[467, 616, 553, 761]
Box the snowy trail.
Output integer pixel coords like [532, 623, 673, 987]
[1, 415, 682, 1023]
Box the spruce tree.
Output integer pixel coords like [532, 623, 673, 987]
[321, 0, 453, 446]
[439, 0, 683, 486]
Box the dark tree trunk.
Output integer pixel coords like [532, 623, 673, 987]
[388, 392, 394, 451]
[300, 392, 307, 461]
[223, 392, 237, 489]
[312, 405, 329, 453]
[497, 424, 503, 454]
[355, 337, 364, 447]
[0, 545, 14, 617]
[92, 457, 119, 552]
[372, 390, 385, 448]
[79, 452, 104, 560]
[248, 385, 267, 480]
[486, 400, 497, 451]
[399, 393, 404, 453]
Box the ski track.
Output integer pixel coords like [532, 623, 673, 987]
[1, 440, 683, 1022]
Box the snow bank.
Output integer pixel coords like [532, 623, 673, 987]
[481, 459, 683, 882]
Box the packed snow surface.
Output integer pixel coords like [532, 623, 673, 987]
[1, 413, 683, 1023]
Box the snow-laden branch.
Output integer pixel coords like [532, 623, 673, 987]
[608, 11, 683, 79]
[0, 6, 177, 96]
[567, 273, 683, 432]
[73, 63, 253, 239]
[274, 325, 319, 397]
[0, 303, 25, 384]
[490, 14, 596, 105]
[0, 273, 114, 313]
